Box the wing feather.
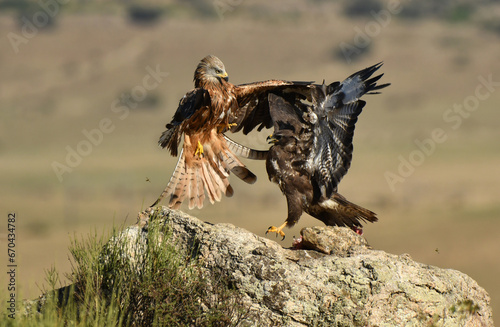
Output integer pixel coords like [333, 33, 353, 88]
[230, 80, 313, 135]
[312, 63, 389, 197]
[223, 135, 268, 160]
[158, 88, 211, 156]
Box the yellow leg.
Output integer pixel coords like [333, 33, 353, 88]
[194, 141, 204, 158]
[266, 221, 288, 240]
[217, 122, 237, 133]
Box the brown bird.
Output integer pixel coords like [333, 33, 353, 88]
[152, 55, 311, 209]
[263, 63, 389, 239]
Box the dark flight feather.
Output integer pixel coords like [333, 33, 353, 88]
[262, 63, 390, 235]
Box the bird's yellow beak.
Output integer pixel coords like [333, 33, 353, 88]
[218, 71, 228, 81]
[267, 134, 279, 144]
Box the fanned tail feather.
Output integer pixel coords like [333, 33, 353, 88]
[200, 161, 219, 204]
[195, 173, 205, 208]
[151, 146, 227, 209]
[187, 168, 197, 209]
[220, 148, 257, 184]
[151, 148, 186, 208]
[153, 133, 257, 209]
[202, 144, 234, 204]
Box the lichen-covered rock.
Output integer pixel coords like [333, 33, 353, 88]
[132, 207, 493, 327]
[300, 226, 369, 255]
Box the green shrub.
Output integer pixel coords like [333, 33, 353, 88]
[2, 218, 249, 326]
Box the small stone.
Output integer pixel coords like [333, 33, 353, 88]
[300, 226, 369, 255]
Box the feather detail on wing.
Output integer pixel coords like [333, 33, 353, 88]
[229, 80, 313, 134]
[312, 63, 390, 197]
[158, 125, 180, 156]
[158, 88, 211, 157]
[251, 62, 388, 235]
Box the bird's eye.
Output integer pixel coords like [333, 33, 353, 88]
[215, 68, 222, 74]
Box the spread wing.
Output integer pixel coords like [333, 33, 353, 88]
[265, 63, 389, 198]
[311, 62, 390, 197]
[158, 88, 211, 156]
[171, 88, 211, 126]
[229, 80, 313, 134]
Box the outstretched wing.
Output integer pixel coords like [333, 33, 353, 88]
[158, 88, 211, 156]
[312, 63, 390, 197]
[229, 80, 313, 135]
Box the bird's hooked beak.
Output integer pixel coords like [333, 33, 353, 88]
[218, 71, 228, 82]
[267, 133, 279, 144]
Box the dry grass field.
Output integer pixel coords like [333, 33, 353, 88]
[1, 0, 499, 322]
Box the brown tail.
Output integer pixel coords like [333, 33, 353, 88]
[152, 135, 256, 209]
[151, 149, 202, 209]
[218, 145, 257, 184]
[310, 192, 377, 230]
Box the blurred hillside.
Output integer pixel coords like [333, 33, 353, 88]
[1, 0, 499, 322]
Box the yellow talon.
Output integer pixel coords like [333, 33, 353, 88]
[217, 122, 237, 133]
[266, 222, 287, 240]
[194, 141, 204, 157]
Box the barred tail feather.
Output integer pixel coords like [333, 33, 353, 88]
[223, 135, 268, 160]
[213, 157, 234, 197]
[151, 148, 186, 208]
[187, 167, 199, 210]
[200, 161, 218, 204]
[311, 192, 377, 230]
[220, 148, 257, 184]
[331, 193, 377, 223]
[195, 173, 205, 208]
[153, 134, 256, 210]
[202, 144, 234, 203]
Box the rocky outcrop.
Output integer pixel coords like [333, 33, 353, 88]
[129, 207, 493, 326]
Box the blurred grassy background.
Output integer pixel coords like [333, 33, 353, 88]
[1, 0, 499, 321]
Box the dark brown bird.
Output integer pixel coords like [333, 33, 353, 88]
[152, 55, 311, 209]
[263, 63, 389, 239]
